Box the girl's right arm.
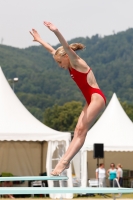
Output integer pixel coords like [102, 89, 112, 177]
[30, 29, 56, 55]
[117, 169, 120, 181]
[107, 169, 110, 176]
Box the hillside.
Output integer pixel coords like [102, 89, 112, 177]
[0, 28, 133, 121]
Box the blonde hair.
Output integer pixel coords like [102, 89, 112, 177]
[117, 163, 122, 168]
[54, 43, 85, 57]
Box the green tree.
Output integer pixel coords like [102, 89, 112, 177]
[1, 28, 133, 122]
[121, 101, 133, 121]
[44, 101, 83, 131]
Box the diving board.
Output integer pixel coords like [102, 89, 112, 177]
[0, 177, 132, 200]
[0, 187, 133, 195]
[0, 176, 68, 181]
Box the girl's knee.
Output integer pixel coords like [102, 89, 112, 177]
[74, 125, 88, 137]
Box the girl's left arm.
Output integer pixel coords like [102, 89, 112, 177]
[44, 21, 79, 65]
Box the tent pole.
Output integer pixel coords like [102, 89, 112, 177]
[41, 142, 44, 174]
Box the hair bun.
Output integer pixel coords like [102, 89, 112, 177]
[69, 43, 85, 51]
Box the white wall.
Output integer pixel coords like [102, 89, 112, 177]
[0, 141, 48, 176]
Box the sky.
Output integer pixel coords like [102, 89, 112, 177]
[0, 0, 133, 49]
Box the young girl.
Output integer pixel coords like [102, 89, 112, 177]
[30, 21, 106, 175]
[107, 163, 117, 187]
[116, 163, 123, 187]
[96, 163, 106, 187]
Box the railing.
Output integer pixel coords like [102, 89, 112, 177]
[112, 178, 122, 200]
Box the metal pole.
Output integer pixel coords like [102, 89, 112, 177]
[41, 142, 44, 173]
[13, 82, 15, 92]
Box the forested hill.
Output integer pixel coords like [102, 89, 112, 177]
[0, 28, 133, 121]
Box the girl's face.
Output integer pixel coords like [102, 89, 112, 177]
[110, 163, 115, 169]
[54, 55, 70, 69]
[101, 164, 104, 168]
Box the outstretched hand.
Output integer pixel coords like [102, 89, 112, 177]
[44, 21, 58, 32]
[29, 29, 41, 42]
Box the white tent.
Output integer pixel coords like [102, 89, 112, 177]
[82, 93, 133, 151]
[0, 66, 70, 141]
[73, 93, 133, 187]
[0, 67, 72, 198]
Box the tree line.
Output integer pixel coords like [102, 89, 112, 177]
[0, 28, 133, 127]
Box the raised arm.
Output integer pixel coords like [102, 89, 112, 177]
[30, 29, 55, 55]
[43, 21, 79, 64]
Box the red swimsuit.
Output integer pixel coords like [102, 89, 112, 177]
[69, 67, 106, 105]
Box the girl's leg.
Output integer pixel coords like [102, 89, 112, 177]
[51, 94, 105, 175]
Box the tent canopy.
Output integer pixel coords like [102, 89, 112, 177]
[0, 67, 71, 141]
[81, 93, 133, 152]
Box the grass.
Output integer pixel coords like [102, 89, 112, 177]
[1, 193, 133, 199]
[20, 193, 133, 199]
[74, 193, 133, 199]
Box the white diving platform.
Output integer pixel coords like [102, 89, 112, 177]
[0, 176, 132, 200]
[0, 176, 68, 181]
[0, 187, 133, 195]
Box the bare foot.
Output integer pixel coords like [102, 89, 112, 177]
[51, 160, 69, 175]
[8, 195, 15, 199]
